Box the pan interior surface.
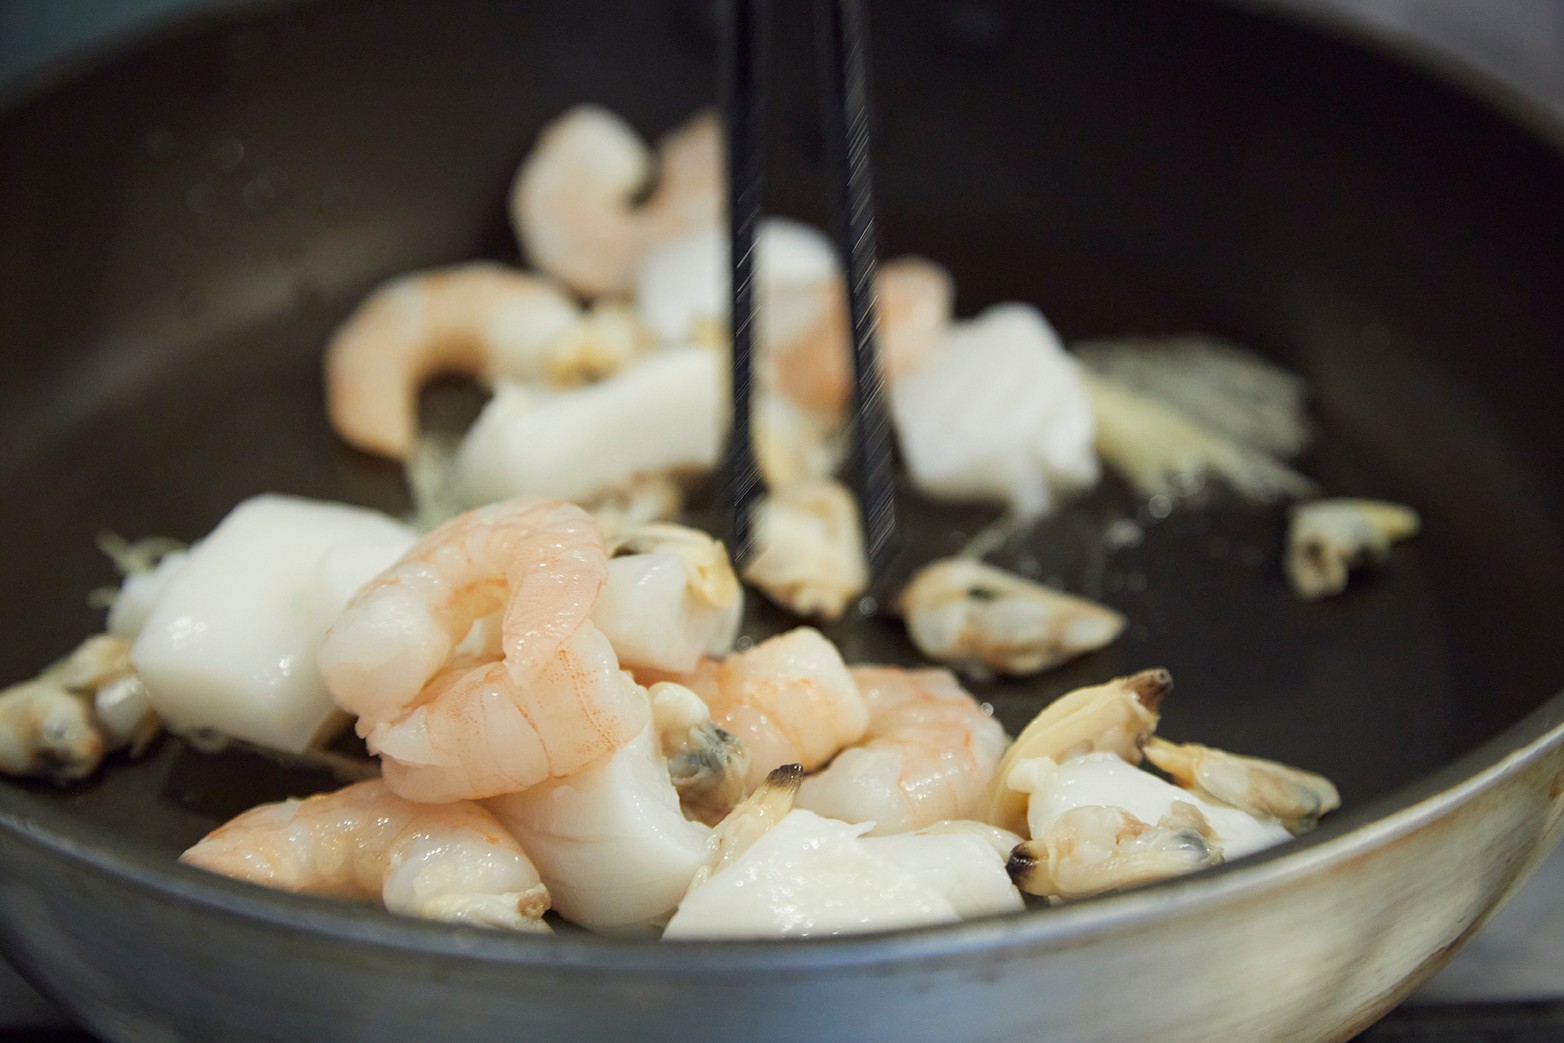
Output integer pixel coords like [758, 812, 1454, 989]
[0, 0, 1562, 950]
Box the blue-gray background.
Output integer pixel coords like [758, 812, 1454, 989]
[1, 0, 1561, 1030]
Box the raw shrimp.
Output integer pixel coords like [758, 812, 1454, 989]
[324, 263, 587, 458]
[511, 106, 721, 297]
[317, 497, 648, 803]
[769, 256, 956, 418]
[795, 666, 1009, 835]
[652, 628, 870, 792]
[182, 779, 550, 931]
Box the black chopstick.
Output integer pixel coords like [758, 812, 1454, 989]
[723, 0, 898, 584]
[815, 0, 898, 579]
[721, 0, 770, 567]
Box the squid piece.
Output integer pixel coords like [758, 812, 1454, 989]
[592, 522, 744, 675]
[890, 303, 1099, 519]
[456, 345, 726, 506]
[984, 669, 1170, 834]
[1285, 498, 1421, 600]
[742, 481, 869, 621]
[132, 495, 416, 755]
[485, 704, 720, 934]
[665, 805, 1022, 940]
[896, 558, 1125, 677]
[1143, 738, 1341, 834]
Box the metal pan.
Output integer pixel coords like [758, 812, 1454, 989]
[1, 0, 1561, 1039]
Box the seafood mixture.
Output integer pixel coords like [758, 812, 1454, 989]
[4, 103, 1417, 940]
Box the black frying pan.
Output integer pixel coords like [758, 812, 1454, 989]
[1, 1, 1561, 1039]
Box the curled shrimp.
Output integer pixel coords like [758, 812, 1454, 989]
[795, 666, 1009, 835]
[182, 779, 550, 932]
[317, 497, 648, 803]
[511, 106, 721, 297]
[324, 263, 654, 459]
[766, 257, 955, 418]
[651, 627, 870, 792]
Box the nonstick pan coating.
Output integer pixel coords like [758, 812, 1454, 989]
[0, 1, 1561, 1040]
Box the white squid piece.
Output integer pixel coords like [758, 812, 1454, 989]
[456, 345, 725, 506]
[897, 558, 1126, 677]
[1285, 498, 1421, 600]
[632, 217, 839, 348]
[890, 303, 1099, 519]
[742, 481, 869, 622]
[486, 683, 746, 934]
[131, 495, 416, 754]
[664, 808, 1022, 939]
[591, 522, 744, 675]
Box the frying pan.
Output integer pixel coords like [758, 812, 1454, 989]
[1, 0, 1562, 1039]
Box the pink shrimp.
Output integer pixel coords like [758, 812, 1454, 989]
[510, 106, 722, 297]
[768, 257, 955, 417]
[318, 497, 647, 803]
[644, 627, 870, 792]
[795, 666, 1010, 835]
[323, 263, 580, 459]
[181, 779, 550, 931]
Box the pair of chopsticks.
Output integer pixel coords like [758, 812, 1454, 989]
[721, 0, 898, 588]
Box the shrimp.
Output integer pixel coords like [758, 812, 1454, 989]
[324, 263, 589, 459]
[511, 106, 721, 297]
[652, 627, 870, 792]
[317, 497, 648, 803]
[768, 256, 956, 418]
[182, 779, 550, 932]
[795, 667, 1009, 835]
[742, 481, 869, 621]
